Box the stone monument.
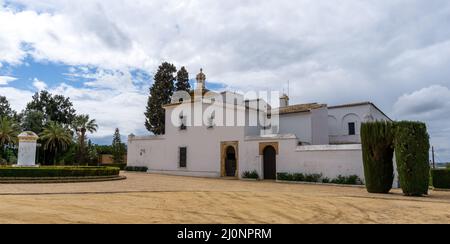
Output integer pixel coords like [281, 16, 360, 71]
[17, 131, 39, 167]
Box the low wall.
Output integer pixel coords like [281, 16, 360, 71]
[147, 169, 220, 178]
[277, 144, 365, 180]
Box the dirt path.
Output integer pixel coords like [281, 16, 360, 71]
[0, 173, 449, 223]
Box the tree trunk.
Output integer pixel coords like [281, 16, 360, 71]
[78, 130, 86, 165]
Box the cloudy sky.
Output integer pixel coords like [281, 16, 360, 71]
[0, 0, 449, 161]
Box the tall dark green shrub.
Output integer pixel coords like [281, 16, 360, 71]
[361, 121, 395, 193]
[394, 121, 430, 196]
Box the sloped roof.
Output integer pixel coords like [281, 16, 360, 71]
[278, 103, 326, 115]
[328, 101, 392, 121]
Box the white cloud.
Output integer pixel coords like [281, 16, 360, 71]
[393, 85, 450, 120]
[394, 85, 450, 161]
[32, 78, 47, 90]
[0, 86, 33, 111]
[49, 78, 148, 138]
[0, 76, 17, 85]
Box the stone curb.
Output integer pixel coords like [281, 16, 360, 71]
[0, 175, 126, 184]
[276, 180, 365, 188]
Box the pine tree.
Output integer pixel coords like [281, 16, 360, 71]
[175, 66, 191, 92]
[0, 96, 15, 119]
[145, 62, 177, 134]
[112, 128, 125, 164]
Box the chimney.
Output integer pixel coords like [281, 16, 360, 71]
[280, 94, 289, 108]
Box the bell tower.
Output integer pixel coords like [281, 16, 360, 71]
[196, 68, 206, 90]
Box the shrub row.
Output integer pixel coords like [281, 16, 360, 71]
[242, 170, 259, 179]
[361, 121, 430, 196]
[327, 175, 362, 185]
[0, 166, 120, 178]
[101, 163, 127, 170]
[125, 166, 148, 172]
[277, 173, 362, 185]
[431, 169, 450, 189]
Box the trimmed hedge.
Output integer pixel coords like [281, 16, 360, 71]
[432, 169, 450, 189]
[0, 166, 120, 178]
[277, 172, 362, 185]
[330, 175, 362, 185]
[277, 173, 321, 182]
[394, 121, 430, 196]
[242, 170, 259, 179]
[125, 166, 148, 172]
[361, 121, 395, 193]
[101, 163, 126, 170]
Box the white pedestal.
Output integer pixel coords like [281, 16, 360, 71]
[17, 131, 39, 167]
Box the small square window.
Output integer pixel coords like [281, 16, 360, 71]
[348, 122, 356, 135]
[179, 147, 187, 168]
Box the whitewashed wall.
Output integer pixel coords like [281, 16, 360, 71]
[128, 101, 246, 178]
[279, 113, 312, 144]
[241, 139, 366, 181]
[328, 103, 390, 144]
[282, 144, 365, 180]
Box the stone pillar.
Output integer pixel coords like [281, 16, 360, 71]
[17, 131, 39, 167]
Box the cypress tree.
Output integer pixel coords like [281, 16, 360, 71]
[394, 121, 430, 196]
[175, 66, 191, 92]
[145, 62, 177, 135]
[361, 121, 395, 193]
[112, 128, 125, 164]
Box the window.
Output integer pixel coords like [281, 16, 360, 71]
[179, 147, 187, 168]
[179, 113, 187, 130]
[348, 122, 356, 135]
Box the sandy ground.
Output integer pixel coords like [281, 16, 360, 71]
[0, 172, 449, 224]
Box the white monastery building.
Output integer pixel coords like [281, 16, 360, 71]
[128, 69, 392, 181]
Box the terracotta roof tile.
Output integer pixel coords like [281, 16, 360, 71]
[278, 103, 326, 114]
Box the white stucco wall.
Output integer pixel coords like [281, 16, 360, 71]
[311, 107, 330, 145]
[283, 145, 365, 180]
[279, 113, 312, 144]
[240, 139, 367, 181]
[128, 101, 246, 178]
[328, 103, 390, 144]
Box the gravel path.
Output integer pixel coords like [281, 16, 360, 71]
[0, 172, 449, 223]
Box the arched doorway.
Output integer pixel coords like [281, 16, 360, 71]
[263, 146, 276, 180]
[225, 146, 237, 177]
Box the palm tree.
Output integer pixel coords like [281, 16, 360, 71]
[72, 115, 98, 165]
[40, 121, 73, 165]
[0, 117, 19, 146]
[0, 117, 19, 163]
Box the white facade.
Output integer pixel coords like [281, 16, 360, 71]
[128, 70, 393, 183]
[328, 102, 391, 144]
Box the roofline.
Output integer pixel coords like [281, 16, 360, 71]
[328, 101, 392, 121]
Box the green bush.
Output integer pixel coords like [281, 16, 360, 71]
[394, 121, 430, 196]
[331, 175, 362, 185]
[304, 173, 322, 182]
[432, 169, 450, 189]
[277, 173, 290, 181]
[292, 173, 305, 181]
[361, 121, 395, 193]
[242, 170, 259, 179]
[277, 172, 321, 183]
[277, 172, 362, 185]
[0, 166, 120, 178]
[125, 166, 148, 172]
[101, 163, 126, 170]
